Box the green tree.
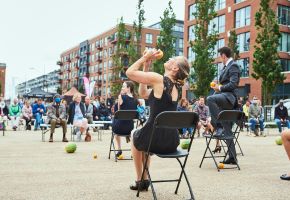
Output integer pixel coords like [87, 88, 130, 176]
[252, 0, 284, 105]
[128, 0, 145, 65]
[190, 0, 218, 97]
[228, 29, 240, 60]
[153, 0, 176, 74]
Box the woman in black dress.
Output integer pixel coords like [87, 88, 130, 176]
[112, 81, 138, 158]
[126, 49, 190, 191]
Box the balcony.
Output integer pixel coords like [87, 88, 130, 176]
[58, 79, 63, 84]
[58, 70, 63, 75]
[75, 54, 80, 59]
[97, 68, 102, 74]
[97, 80, 102, 86]
[96, 45, 103, 50]
[67, 58, 71, 63]
[74, 77, 79, 80]
[97, 56, 103, 63]
[109, 35, 117, 44]
[85, 62, 90, 66]
[75, 65, 79, 70]
[67, 68, 71, 72]
[85, 51, 90, 55]
[57, 61, 63, 66]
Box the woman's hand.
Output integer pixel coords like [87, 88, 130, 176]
[142, 49, 159, 62]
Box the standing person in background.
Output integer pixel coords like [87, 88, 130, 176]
[243, 100, 250, 131]
[275, 99, 290, 133]
[32, 98, 46, 131]
[22, 100, 33, 130]
[9, 98, 21, 131]
[112, 81, 138, 159]
[249, 97, 264, 136]
[0, 97, 9, 130]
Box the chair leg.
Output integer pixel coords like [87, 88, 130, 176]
[234, 132, 244, 156]
[137, 153, 152, 198]
[175, 158, 195, 200]
[108, 132, 114, 159]
[42, 129, 45, 142]
[146, 168, 157, 200]
[200, 137, 220, 171]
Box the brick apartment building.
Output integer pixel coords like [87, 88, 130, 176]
[184, 0, 290, 103]
[58, 21, 184, 97]
[0, 63, 6, 97]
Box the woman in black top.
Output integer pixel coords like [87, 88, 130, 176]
[112, 81, 138, 158]
[126, 49, 190, 191]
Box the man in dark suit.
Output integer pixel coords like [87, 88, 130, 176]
[207, 46, 240, 164]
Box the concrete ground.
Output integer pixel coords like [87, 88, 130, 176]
[0, 128, 289, 200]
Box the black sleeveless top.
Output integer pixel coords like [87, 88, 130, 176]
[133, 76, 180, 154]
[112, 95, 137, 135]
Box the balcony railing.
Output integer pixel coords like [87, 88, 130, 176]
[57, 61, 63, 66]
[96, 45, 103, 50]
[97, 56, 103, 62]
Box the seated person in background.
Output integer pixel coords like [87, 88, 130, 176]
[177, 99, 192, 138]
[112, 81, 138, 158]
[46, 94, 68, 142]
[137, 99, 147, 126]
[275, 99, 290, 133]
[281, 129, 290, 181]
[84, 96, 96, 133]
[9, 98, 21, 131]
[194, 96, 212, 137]
[32, 98, 46, 131]
[249, 97, 264, 136]
[243, 100, 250, 131]
[68, 93, 91, 142]
[22, 100, 33, 130]
[106, 93, 114, 114]
[98, 97, 111, 129]
[0, 97, 9, 130]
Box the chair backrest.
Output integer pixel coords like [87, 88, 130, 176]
[114, 110, 139, 120]
[154, 111, 199, 129]
[217, 110, 244, 122]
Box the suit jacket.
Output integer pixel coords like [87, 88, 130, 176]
[46, 103, 66, 123]
[218, 60, 241, 107]
[67, 102, 86, 124]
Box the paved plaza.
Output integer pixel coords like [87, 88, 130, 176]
[0, 128, 289, 200]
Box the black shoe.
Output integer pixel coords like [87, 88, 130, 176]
[130, 180, 149, 191]
[213, 128, 224, 137]
[116, 150, 122, 158]
[280, 174, 290, 181]
[220, 158, 237, 165]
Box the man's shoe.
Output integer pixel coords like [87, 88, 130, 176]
[49, 137, 53, 142]
[220, 158, 237, 165]
[62, 137, 68, 142]
[280, 174, 290, 181]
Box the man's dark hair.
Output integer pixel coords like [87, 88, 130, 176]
[218, 46, 232, 58]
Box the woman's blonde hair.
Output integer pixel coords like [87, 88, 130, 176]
[174, 56, 190, 86]
[73, 93, 82, 101]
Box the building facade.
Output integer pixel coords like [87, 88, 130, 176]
[58, 21, 184, 97]
[16, 69, 60, 97]
[184, 0, 290, 103]
[0, 63, 6, 97]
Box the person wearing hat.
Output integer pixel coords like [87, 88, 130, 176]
[46, 94, 68, 142]
[274, 99, 290, 133]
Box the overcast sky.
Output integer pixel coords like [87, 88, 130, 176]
[0, 0, 184, 98]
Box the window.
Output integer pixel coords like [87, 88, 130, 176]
[278, 32, 290, 52]
[188, 4, 196, 21]
[188, 47, 195, 62]
[236, 58, 249, 77]
[235, 6, 251, 28]
[188, 25, 195, 41]
[145, 34, 153, 44]
[235, 0, 245, 3]
[178, 51, 183, 56]
[173, 24, 184, 32]
[215, 0, 226, 11]
[209, 15, 225, 34]
[280, 59, 290, 72]
[237, 32, 250, 52]
[278, 5, 290, 26]
[214, 39, 225, 58]
[179, 38, 184, 49]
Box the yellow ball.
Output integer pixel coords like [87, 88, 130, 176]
[156, 50, 164, 60]
[218, 163, 224, 169]
[118, 154, 124, 160]
[210, 82, 216, 88]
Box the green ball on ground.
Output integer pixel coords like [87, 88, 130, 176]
[65, 143, 77, 153]
[181, 140, 190, 149]
[275, 136, 283, 145]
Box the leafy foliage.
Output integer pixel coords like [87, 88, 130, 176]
[228, 29, 240, 60]
[252, 0, 284, 105]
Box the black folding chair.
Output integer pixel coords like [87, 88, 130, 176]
[108, 110, 139, 162]
[137, 111, 199, 200]
[199, 110, 243, 172]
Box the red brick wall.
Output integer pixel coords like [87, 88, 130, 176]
[0, 66, 6, 97]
